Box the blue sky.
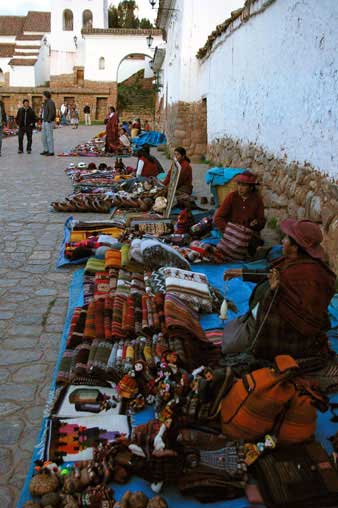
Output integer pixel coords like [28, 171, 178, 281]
[0, 0, 157, 22]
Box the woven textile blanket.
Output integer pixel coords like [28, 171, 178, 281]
[94, 271, 110, 300]
[216, 222, 253, 260]
[105, 249, 122, 270]
[163, 267, 212, 313]
[115, 269, 132, 297]
[140, 238, 190, 270]
[164, 293, 207, 344]
[83, 274, 95, 305]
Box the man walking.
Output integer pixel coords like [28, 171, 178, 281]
[40, 90, 56, 156]
[83, 103, 91, 125]
[0, 97, 7, 156]
[16, 99, 37, 154]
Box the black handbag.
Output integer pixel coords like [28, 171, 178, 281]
[253, 441, 338, 508]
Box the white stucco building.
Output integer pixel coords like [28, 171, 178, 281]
[156, 0, 338, 178]
[0, 0, 162, 89]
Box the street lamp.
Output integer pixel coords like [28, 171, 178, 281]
[146, 33, 154, 49]
[73, 35, 78, 48]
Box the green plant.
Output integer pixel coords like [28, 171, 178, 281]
[267, 216, 279, 230]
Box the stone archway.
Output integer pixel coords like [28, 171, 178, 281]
[116, 52, 155, 127]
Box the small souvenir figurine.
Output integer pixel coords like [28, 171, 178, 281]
[117, 370, 139, 400]
[244, 434, 277, 466]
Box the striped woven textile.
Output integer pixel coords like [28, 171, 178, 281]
[104, 296, 113, 341]
[66, 306, 87, 349]
[83, 274, 95, 305]
[83, 301, 96, 340]
[111, 294, 127, 339]
[94, 271, 110, 300]
[205, 329, 223, 347]
[164, 293, 207, 344]
[216, 222, 253, 260]
[94, 299, 105, 340]
[105, 249, 122, 270]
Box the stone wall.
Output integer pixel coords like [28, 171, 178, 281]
[208, 137, 338, 273]
[162, 99, 207, 160]
[0, 81, 117, 121]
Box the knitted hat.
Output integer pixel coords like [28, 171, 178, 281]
[280, 219, 326, 262]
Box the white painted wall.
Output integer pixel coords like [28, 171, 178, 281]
[49, 0, 87, 74]
[0, 57, 10, 75]
[50, 50, 76, 75]
[117, 56, 153, 82]
[0, 36, 16, 43]
[10, 65, 35, 87]
[35, 45, 50, 85]
[159, 0, 245, 105]
[83, 33, 162, 82]
[198, 0, 338, 177]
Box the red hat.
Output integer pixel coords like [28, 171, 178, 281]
[280, 219, 326, 262]
[236, 171, 258, 185]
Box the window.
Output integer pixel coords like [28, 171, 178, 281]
[99, 57, 105, 70]
[63, 9, 73, 31]
[83, 9, 93, 29]
[0, 68, 4, 85]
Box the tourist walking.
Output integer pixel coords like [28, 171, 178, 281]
[83, 103, 91, 125]
[0, 97, 7, 156]
[40, 91, 56, 156]
[60, 102, 68, 125]
[15, 99, 37, 154]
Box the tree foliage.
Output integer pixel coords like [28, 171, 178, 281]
[108, 1, 153, 28]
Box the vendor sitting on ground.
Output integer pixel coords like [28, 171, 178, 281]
[213, 170, 265, 256]
[119, 127, 131, 148]
[163, 147, 193, 195]
[135, 145, 164, 177]
[223, 219, 336, 361]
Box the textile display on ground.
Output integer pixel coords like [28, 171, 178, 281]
[51, 174, 167, 213]
[131, 131, 167, 147]
[58, 134, 132, 157]
[18, 254, 338, 508]
[3, 126, 18, 137]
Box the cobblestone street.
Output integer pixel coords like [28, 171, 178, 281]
[0, 125, 215, 507]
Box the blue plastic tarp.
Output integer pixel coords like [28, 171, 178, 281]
[132, 131, 167, 147]
[205, 167, 246, 186]
[18, 263, 338, 508]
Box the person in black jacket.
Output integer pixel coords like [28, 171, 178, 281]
[0, 98, 7, 156]
[16, 99, 37, 154]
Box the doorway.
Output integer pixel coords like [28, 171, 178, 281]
[32, 96, 42, 116]
[95, 97, 107, 120]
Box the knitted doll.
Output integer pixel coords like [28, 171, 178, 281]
[174, 209, 194, 234]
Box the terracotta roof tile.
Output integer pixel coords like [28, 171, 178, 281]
[82, 28, 162, 36]
[0, 44, 15, 57]
[8, 58, 37, 66]
[15, 34, 43, 41]
[14, 44, 41, 49]
[14, 52, 38, 57]
[23, 11, 51, 33]
[0, 16, 25, 35]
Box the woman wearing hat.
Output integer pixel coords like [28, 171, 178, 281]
[213, 171, 266, 258]
[223, 219, 336, 361]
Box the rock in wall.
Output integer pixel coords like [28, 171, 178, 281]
[208, 137, 338, 273]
